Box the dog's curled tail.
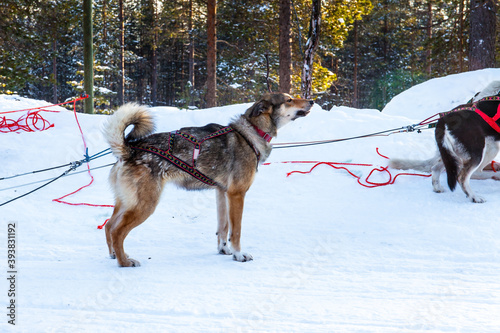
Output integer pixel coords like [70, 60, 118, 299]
[103, 103, 155, 159]
[388, 155, 440, 173]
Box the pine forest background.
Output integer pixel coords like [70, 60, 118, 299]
[0, 0, 498, 112]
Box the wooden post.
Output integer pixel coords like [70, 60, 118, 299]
[83, 0, 94, 114]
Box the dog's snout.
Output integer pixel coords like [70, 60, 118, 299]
[309, 100, 314, 105]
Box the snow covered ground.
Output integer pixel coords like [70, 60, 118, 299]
[1, 69, 500, 332]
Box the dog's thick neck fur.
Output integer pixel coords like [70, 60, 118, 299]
[230, 115, 273, 163]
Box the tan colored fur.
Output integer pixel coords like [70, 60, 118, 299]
[103, 93, 313, 266]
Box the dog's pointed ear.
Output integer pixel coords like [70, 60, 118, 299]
[247, 99, 272, 118]
[270, 93, 287, 106]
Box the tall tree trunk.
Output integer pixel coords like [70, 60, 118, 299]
[301, 0, 321, 99]
[118, 0, 125, 105]
[279, 0, 291, 94]
[188, 0, 195, 89]
[102, 0, 107, 87]
[426, 1, 432, 76]
[151, 0, 158, 106]
[469, 0, 496, 70]
[206, 0, 217, 107]
[353, 20, 358, 108]
[151, 35, 157, 106]
[459, 0, 465, 72]
[83, 0, 94, 114]
[52, 38, 57, 104]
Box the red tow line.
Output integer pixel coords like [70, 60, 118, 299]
[265, 148, 431, 188]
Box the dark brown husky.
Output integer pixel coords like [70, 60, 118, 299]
[103, 93, 314, 266]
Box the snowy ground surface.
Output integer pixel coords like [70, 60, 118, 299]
[1, 68, 500, 332]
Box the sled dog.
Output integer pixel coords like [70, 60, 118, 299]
[103, 93, 314, 266]
[390, 82, 500, 203]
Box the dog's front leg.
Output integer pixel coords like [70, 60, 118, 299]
[227, 190, 253, 262]
[216, 188, 232, 255]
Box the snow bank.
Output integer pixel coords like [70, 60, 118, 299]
[383, 68, 500, 121]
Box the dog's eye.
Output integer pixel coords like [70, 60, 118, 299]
[287, 98, 292, 103]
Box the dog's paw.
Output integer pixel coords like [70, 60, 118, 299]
[432, 180, 445, 193]
[119, 258, 141, 267]
[219, 245, 233, 255]
[433, 186, 445, 193]
[217, 241, 233, 255]
[109, 253, 116, 259]
[233, 252, 253, 262]
[470, 195, 486, 203]
[129, 258, 141, 267]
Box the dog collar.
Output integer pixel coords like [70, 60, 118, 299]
[252, 124, 273, 143]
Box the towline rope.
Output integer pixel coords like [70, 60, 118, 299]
[0, 148, 111, 181]
[0, 161, 82, 207]
[271, 122, 433, 149]
[0, 163, 115, 192]
[0, 151, 113, 207]
[273, 95, 500, 149]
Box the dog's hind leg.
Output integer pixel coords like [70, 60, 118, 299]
[458, 139, 499, 203]
[110, 176, 163, 267]
[227, 189, 253, 262]
[216, 188, 232, 255]
[105, 199, 122, 259]
[431, 161, 446, 193]
[111, 201, 159, 267]
[458, 156, 485, 203]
